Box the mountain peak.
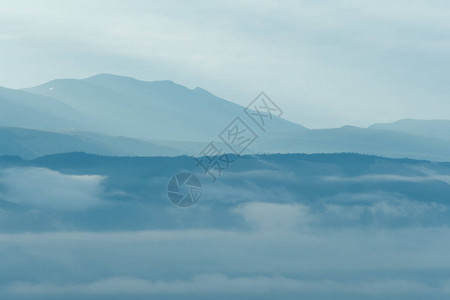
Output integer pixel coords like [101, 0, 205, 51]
[85, 73, 134, 81]
[192, 86, 214, 96]
[85, 73, 177, 86]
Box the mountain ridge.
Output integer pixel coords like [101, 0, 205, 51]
[0, 73, 449, 161]
[24, 73, 306, 141]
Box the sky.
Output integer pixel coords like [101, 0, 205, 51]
[0, 0, 449, 128]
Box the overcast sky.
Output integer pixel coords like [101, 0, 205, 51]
[0, 0, 449, 128]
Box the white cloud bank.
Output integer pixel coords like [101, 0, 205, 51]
[1, 228, 450, 298]
[322, 174, 450, 184]
[3, 274, 441, 296]
[0, 167, 106, 211]
[233, 202, 312, 230]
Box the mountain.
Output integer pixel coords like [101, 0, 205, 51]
[252, 125, 450, 161]
[25, 74, 306, 141]
[0, 127, 184, 159]
[3, 124, 450, 161]
[0, 86, 93, 131]
[0, 74, 444, 161]
[370, 119, 450, 141]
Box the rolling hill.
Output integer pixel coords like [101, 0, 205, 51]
[0, 86, 93, 131]
[370, 119, 450, 141]
[0, 127, 184, 159]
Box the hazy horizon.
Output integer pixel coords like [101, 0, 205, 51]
[2, 71, 449, 130]
[1, 2, 449, 299]
[1, 0, 450, 128]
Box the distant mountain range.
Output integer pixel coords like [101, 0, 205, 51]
[24, 74, 305, 141]
[0, 74, 449, 161]
[0, 127, 184, 159]
[370, 119, 450, 141]
[0, 85, 91, 130]
[252, 125, 450, 161]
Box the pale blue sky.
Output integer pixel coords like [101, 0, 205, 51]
[0, 0, 449, 128]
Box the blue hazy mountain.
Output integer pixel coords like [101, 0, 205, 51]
[0, 74, 444, 161]
[0, 152, 449, 231]
[252, 125, 450, 161]
[3, 123, 450, 160]
[0, 85, 94, 130]
[0, 127, 184, 159]
[25, 74, 306, 141]
[370, 119, 450, 141]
